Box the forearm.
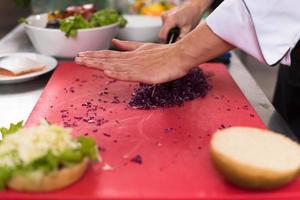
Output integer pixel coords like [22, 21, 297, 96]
[176, 21, 235, 70]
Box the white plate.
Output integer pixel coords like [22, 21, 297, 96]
[0, 53, 57, 84]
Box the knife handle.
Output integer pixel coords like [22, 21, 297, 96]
[167, 26, 181, 44]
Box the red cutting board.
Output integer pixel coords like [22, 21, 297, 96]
[2, 62, 300, 200]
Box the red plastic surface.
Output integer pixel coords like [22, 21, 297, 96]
[2, 62, 300, 200]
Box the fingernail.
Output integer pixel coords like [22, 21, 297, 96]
[78, 52, 88, 57]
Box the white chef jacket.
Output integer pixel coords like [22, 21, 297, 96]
[206, 0, 300, 66]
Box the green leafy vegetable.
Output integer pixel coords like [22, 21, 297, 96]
[59, 148, 83, 163]
[0, 121, 23, 139]
[18, 151, 58, 173]
[77, 136, 99, 162]
[14, 136, 100, 176]
[0, 167, 13, 190]
[90, 8, 127, 28]
[60, 15, 91, 37]
[59, 8, 127, 38]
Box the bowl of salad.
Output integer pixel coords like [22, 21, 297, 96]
[24, 4, 127, 58]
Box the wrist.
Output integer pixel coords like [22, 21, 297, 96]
[172, 41, 200, 73]
[174, 21, 234, 70]
[174, 22, 212, 70]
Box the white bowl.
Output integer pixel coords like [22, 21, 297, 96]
[118, 15, 162, 43]
[25, 14, 119, 58]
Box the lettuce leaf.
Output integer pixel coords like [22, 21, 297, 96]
[0, 121, 23, 140]
[0, 167, 13, 190]
[60, 15, 91, 37]
[17, 136, 99, 174]
[59, 148, 83, 163]
[90, 9, 127, 28]
[77, 136, 99, 162]
[20, 151, 59, 173]
[59, 8, 127, 38]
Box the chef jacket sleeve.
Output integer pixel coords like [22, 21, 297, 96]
[206, 0, 300, 66]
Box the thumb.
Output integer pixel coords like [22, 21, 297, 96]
[112, 39, 144, 51]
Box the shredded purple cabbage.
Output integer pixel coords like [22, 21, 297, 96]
[129, 67, 211, 109]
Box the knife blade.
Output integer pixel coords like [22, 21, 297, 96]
[151, 27, 181, 98]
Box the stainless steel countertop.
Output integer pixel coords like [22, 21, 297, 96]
[0, 25, 296, 140]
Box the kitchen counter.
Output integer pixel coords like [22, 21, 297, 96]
[0, 24, 296, 140]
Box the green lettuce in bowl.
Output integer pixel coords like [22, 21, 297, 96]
[59, 8, 127, 37]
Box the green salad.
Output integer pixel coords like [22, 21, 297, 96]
[0, 121, 100, 190]
[59, 8, 127, 37]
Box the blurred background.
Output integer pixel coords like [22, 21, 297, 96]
[0, 0, 277, 101]
[0, 0, 30, 38]
[0, 0, 180, 36]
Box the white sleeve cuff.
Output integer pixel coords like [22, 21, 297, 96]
[206, 0, 266, 64]
[206, 0, 300, 66]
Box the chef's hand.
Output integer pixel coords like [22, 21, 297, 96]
[75, 22, 234, 84]
[75, 39, 194, 84]
[159, 0, 212, 41]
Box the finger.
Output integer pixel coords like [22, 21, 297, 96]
[76, 55, 134, 66]
[76, 55, 120, 64]
[75, 56, 105, 70]
[104, 70, 137, 82]
[109, 69, 165, 84]
[78, 50, 130, 59]
[159, 18, 176, 41]
[104, 70, 157, 84]
[112, 39, 144, 51]
[75, 57, 130, 72]
[161, 12, 167, 23]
